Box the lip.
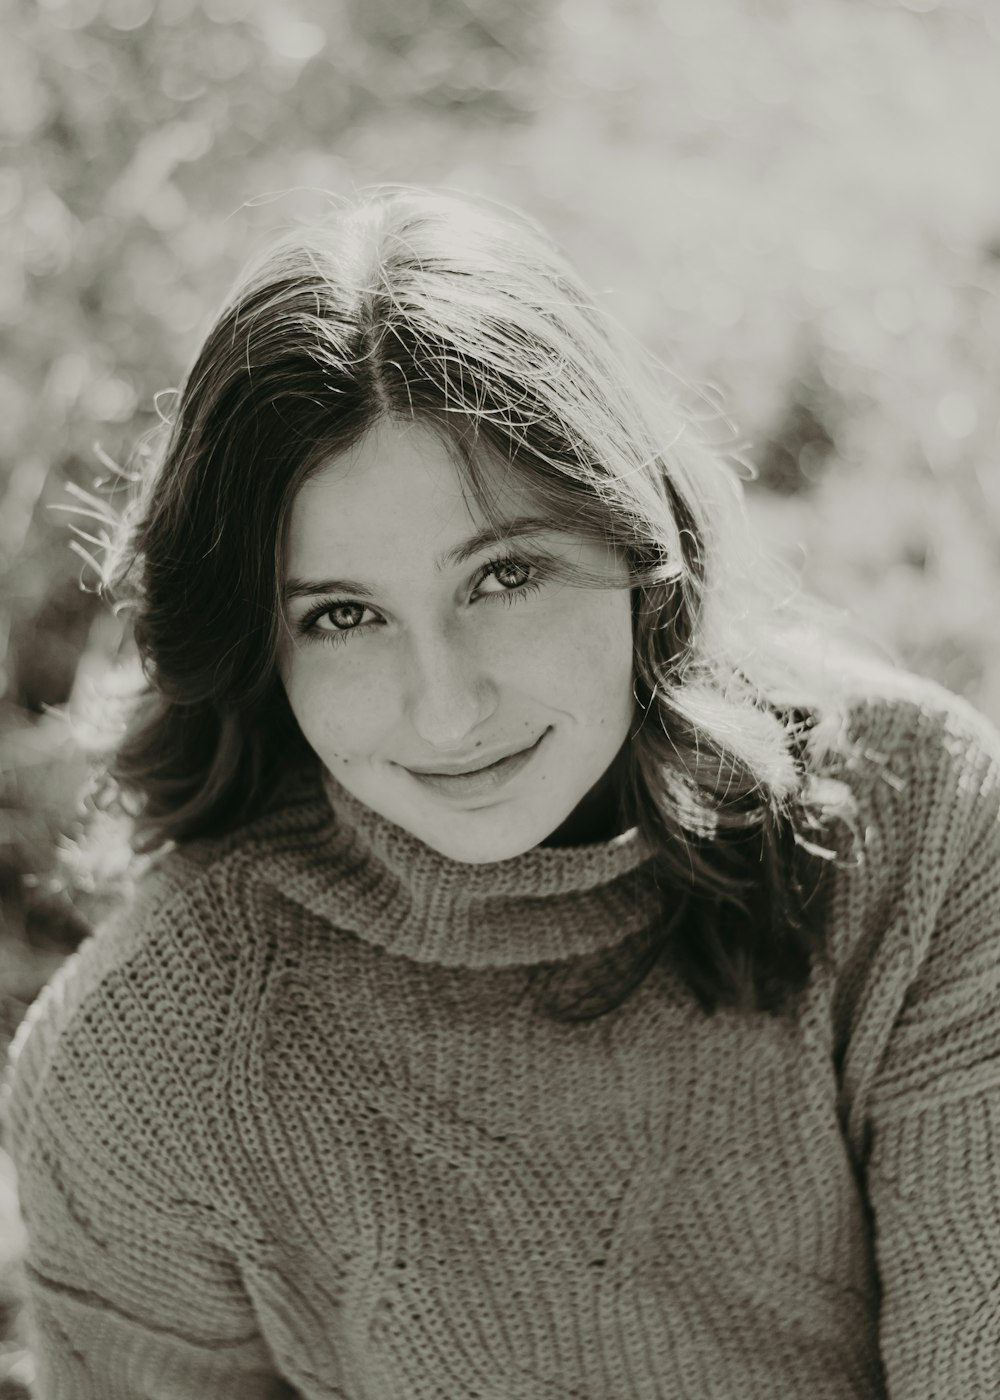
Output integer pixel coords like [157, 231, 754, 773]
[404, 729, 549, 798]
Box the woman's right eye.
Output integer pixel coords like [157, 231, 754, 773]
[298, 599, 376, 646]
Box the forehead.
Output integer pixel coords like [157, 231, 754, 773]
[285, 419, 534, 565]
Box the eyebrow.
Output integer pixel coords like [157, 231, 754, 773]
[283, 514, 560, 604]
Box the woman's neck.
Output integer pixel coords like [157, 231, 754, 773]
[538, 743, 635, 848]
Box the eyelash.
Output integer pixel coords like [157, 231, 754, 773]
[297, 553, 547, 649]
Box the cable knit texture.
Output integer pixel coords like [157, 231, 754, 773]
[3, 663, 1000, 1399]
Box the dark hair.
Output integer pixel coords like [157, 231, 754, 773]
[93, 185, 888, 1021]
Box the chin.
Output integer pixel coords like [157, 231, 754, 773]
[418, 824, 546, 865]
[399, 802, 558, 864]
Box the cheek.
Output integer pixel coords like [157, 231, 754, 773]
[282, 657, 391, 760]
[530, 591, 634, 711]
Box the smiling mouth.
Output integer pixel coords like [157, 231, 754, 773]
[403, 729, 549, 795]
[411, 745, 530, 777]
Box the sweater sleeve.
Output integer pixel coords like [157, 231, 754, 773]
[863, 699, 1000, 1398]
[2, 921, 299, 1400]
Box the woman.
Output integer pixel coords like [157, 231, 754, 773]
[4, 187, 999, 1399]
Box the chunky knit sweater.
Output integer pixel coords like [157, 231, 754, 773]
[4, 664, 1000, 1400]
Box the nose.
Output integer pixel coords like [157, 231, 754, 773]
[403, 621, 499, 751]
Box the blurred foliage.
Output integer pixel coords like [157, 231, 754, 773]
[3, 0, 1000, 1377]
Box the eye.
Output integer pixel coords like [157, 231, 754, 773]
[291, 594, 375, 647]
[296, 552, 547, 649]
[477, 555, 540, 599]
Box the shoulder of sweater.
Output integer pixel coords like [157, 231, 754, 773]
[820, 660, 1000, 987]
[803, 663, 1000, 986]
[3, 873, 234, 1165]
[135, 760, 334, 928]
[1, 768, 332, 1172]
[817, 658, 1000, 815]
[821, 666, 1000, 1154]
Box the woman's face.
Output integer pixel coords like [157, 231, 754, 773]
[278, 418, 636, 864]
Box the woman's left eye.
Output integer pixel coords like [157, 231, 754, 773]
[297, 554, 546, 647]
[477, 555, 543, 601]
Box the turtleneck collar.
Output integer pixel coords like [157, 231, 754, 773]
[270, 767, 662, 970]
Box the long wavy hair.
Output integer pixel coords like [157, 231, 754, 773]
[91, 185, 892, 1022]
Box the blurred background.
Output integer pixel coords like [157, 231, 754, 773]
[2, 0, 1000, 1389]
